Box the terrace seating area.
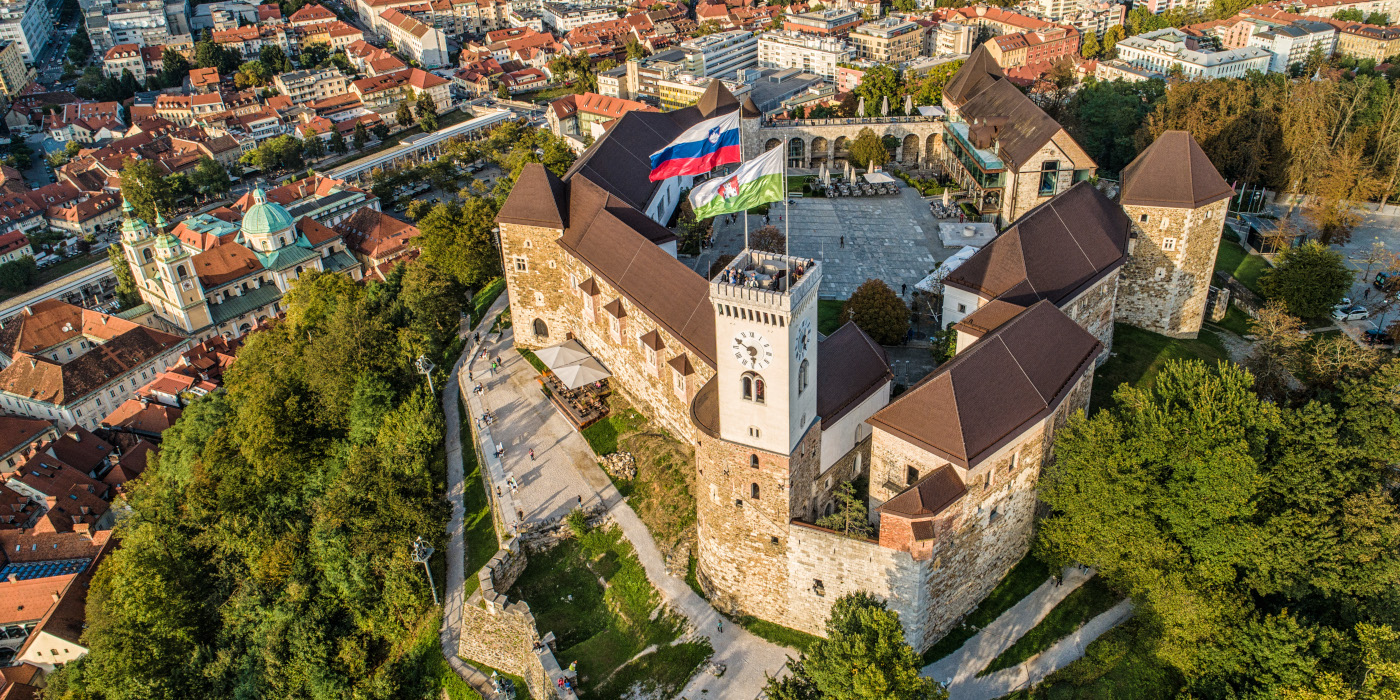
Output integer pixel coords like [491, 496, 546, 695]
[542, 373, 611, 430]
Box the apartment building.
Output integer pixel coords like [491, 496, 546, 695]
[1118, 27, 1272, 77]
[351, 68, 450, 113]
[0, 40, 29, 94]
[81, 0, 189, 53]
[680, 30, 758, 78]
[540, 0, 615, 32]
[1245, 19, 1336, 71]
[376, 8, 450, 67]
[0, 0, 51, 64]
[784, 8, 864, 36]
[273, 68, 350, 105]
[1333, 20, 1400, 59]
[757, 30, 852, 79]
[984, 25, 1079, 68]
[848, 16, 925, 62]
[937, 21, 978, 53]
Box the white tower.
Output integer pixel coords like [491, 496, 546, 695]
[710, 249, 821, 455]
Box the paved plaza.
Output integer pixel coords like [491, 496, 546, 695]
[697, 183, 967, 300]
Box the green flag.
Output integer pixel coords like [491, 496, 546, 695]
[688, 147, 785, 220]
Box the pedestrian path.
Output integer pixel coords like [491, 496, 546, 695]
[922, 566, 1132, 700]
[461, 316, 793, 699]
[439, 302, 507, 699]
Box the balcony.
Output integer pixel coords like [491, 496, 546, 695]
[710, 249, 821, 312]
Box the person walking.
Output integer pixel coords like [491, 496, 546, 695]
[901, 283, 907, 296]
[529, 448, 535, 460]
[839, 235, 845, 248]
[717, 618, 723, 633]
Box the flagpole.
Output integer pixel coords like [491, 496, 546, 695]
[783, 158, 789, 258]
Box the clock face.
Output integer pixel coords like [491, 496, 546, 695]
[794, 318, 812, 362]
[731, 330, 774, 370]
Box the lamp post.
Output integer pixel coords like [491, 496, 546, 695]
[416, 354, 436, 394]
[411, 536, 438, 606]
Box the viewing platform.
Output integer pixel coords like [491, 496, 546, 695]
[709, 249, 821, 315]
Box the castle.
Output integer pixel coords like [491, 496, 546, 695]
[495, 48, 1232, 651]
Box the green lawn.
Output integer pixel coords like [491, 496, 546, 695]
[817, 299, 847, 336]
[736, 615, 823, 652]
[579, 404, 647, 455]
[581, 394, 695, 549]
[980, 577, 1120, 676]
[508, 525, 707, 697]
[1213, 237, 1270, 295]
[458, 395, 498, 599]
[1091, 323, 1230, 412]
[471, 278, 505, 327]
[1008, 619, 1181, 700]
[922, 554, 1052, 665]
[1209, 304, 1253, 337]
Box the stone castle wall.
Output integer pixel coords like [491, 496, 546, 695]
[1003, 134, 1095, 226]
[1059, 270, 1120, 364]
[459, 537, 560, 700]
[694, 421, 821, 621]
[784, 521, 924, 641]
[744, 117, 945, 169]
[1116, 198, 1230, 339]
[498, 221, 715, 443]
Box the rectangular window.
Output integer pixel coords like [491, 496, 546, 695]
[673, 367, 686, 398]
[1163, 237, 1177, 252]
[608, 315, 620, 341]
[512, 256, 527, 272]
[1039, 161, 1059, 196]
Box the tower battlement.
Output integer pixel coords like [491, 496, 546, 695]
[709, 250, 821, 313]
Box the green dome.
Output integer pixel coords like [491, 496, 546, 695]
[155, 233, 180, 250]
[242, 188, 295, 239]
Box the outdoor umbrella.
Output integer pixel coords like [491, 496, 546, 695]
[553, 357, 612, 390]
[533, 340, 590, 370]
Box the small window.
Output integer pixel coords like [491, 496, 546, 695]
[548, 259, 556, 268]
[749, 426, 761, 438]
[1139, 214, 1148, 223]
[906, 466, 918, 486]
[751, 483, 760, 499]
[534, 291, 544, 305]
[513, 256, 527, 272]
[1162, 237, 1177, 252]
[673, 367, 686, 398]
[984, 471, 992, 488]
[751, 454, 759, 468]
[798, 359, 809, 395]
[957, 303, 967, 313]
[770, 535, 779, 544]
[1038, 160, 1059, 196]
[735, 499, 743, 508]
[989, 506, 1001, 523]
[742, 376, 752, 400]
[813, 579, 825, 596]
[522, 240, 532, 248]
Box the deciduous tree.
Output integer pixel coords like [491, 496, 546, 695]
[1259, 240, 1354, 318]
[844, 278, 908, 345]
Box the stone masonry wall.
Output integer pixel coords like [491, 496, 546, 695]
[1116, 198, 1230, 339]
[784, 521, 924, 642]
[1059, 270, 1120, 365]
[794, 436, 871, 523]
[694, 422, 820, 622]
[1003, 132, 1095, 226]
[498, 221, 716, 444]
[460, 537, 559, 700]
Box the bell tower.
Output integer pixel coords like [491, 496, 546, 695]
[694, 249, 822, 622]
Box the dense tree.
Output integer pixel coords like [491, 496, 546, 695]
[67, 23, 91, 64]
[160, 47, 190, 87]
[848, 127, 889, 169]
[1333, 7, 1364, 20]
[416, 91, 438, 132]
[194, 39, 240, 74]
[814, 481, 873, 539]
[120, 157, 175, 225]
[371, 123, 390, 141]
[0, 256, 36, 292]
[909, 60, 963, 106]
[259, 44, 292, 73]
[1102, 25, 1125, 55]
[416, 198, 502, 289]
[843, 278, 908, 345]
[300, 42, 331, 69]
[1062, 78, 1166, 174]
[107, 244, 141, 309]
[626, 37, 648, 60]
[855, 64, 903, 117]
[302, 131, 326, 160]
[1259, 240, 1354, 318]
[1036, 358, 1400, 696]
[1081, 30, 1101, 59]
[766, 592, 947, 700]
[329, 128, 348, 155]
[548, 53, 598, 94]
[191, 156, 231, 197]
[353, 121, 369, 150]
[45, 267, 462, 700]
[750, 224, 785, 254]
[395, 101, 414, 129]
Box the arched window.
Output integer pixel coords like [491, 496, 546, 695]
[742, 375, 752, 400]
[750, 454, 759, 469]
[176, 264, 187, 279]
[142, 249, 153, 262]
[906, 466, 919, 486]
[751, 483, 760, 499]
[754, 377, 765, 403]
[533, 318, 548, 337]
[798, 359, 809, 395]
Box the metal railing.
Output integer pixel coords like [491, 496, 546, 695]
[760, 115, 944, 128]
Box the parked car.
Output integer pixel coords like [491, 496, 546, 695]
[1364, 328, 1395, 346]
[1376, 271, 1393, 291]
[1332, 305, 1370, 322]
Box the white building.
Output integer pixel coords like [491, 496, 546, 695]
[539, 0, 614, 32]
[681, 30, 758, 79]
[0, 0, 50, 64]
[1245, 20, 1336, 72]
[375, 8, 450, 68]
[757, 30, 851, 79]
[81, 0, 190, 53]
[1117, 28, 1273, 79]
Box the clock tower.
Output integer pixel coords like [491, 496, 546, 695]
[695, 248, 822, 621]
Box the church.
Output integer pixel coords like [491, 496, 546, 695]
[494, 51, 1233, 651]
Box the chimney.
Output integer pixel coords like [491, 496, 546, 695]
[51, 591, 60, 602]
[5, 574, 15, 583]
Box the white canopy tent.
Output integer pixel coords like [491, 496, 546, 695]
[915, 245, 981, 293]
[552, 357, 612, 390]
[863, 171, 897, 184]
[533, 340, 590, 369]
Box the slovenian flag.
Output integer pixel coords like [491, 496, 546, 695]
[648, 111, 741, 182]
[688, 146, 784, 220]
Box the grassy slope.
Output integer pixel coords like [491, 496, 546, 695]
[458, 395, 498, 598]
[922, 554, 1051, 665]
[980, 577, 1120, 676]
[1009, 619, 1181, 700]
[1214, 237, 1270, 295]
[817, 299, 846, 336]
[1091, 324, 1229, 412]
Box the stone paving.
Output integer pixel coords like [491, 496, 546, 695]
[695, 183, 967, 300]
[460, 312, 794, 699]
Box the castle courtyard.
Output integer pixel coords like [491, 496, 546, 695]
[698, 182, 963, 300]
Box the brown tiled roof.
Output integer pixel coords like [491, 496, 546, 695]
[101, 400, 181, 434]
[953, 299, 1027, 338]
[191, 243, 262, 287]
[816, 321, 890, 427]
[880, 464, 966, 517]
[958, 78, 1067, 169]
[0, 300, 143, 358]
[103, 439, 154, 488]
[297, 217, 341, 247]
[867, 301, 1100, 468]
[555, 177, 716, 366]
[0, 332, 186, 408]
[336, 208, 420, 260]
[0, 574, 77, 625]
[0, 529, 110, 563]
[0, 418, 51, 459]
[943, 45, 1005, 107]
[45, 427, 114, 474]
[943, 182, 1128, 308]
[496, 163, 567, 229]
[1120, 130, 1233, 209]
